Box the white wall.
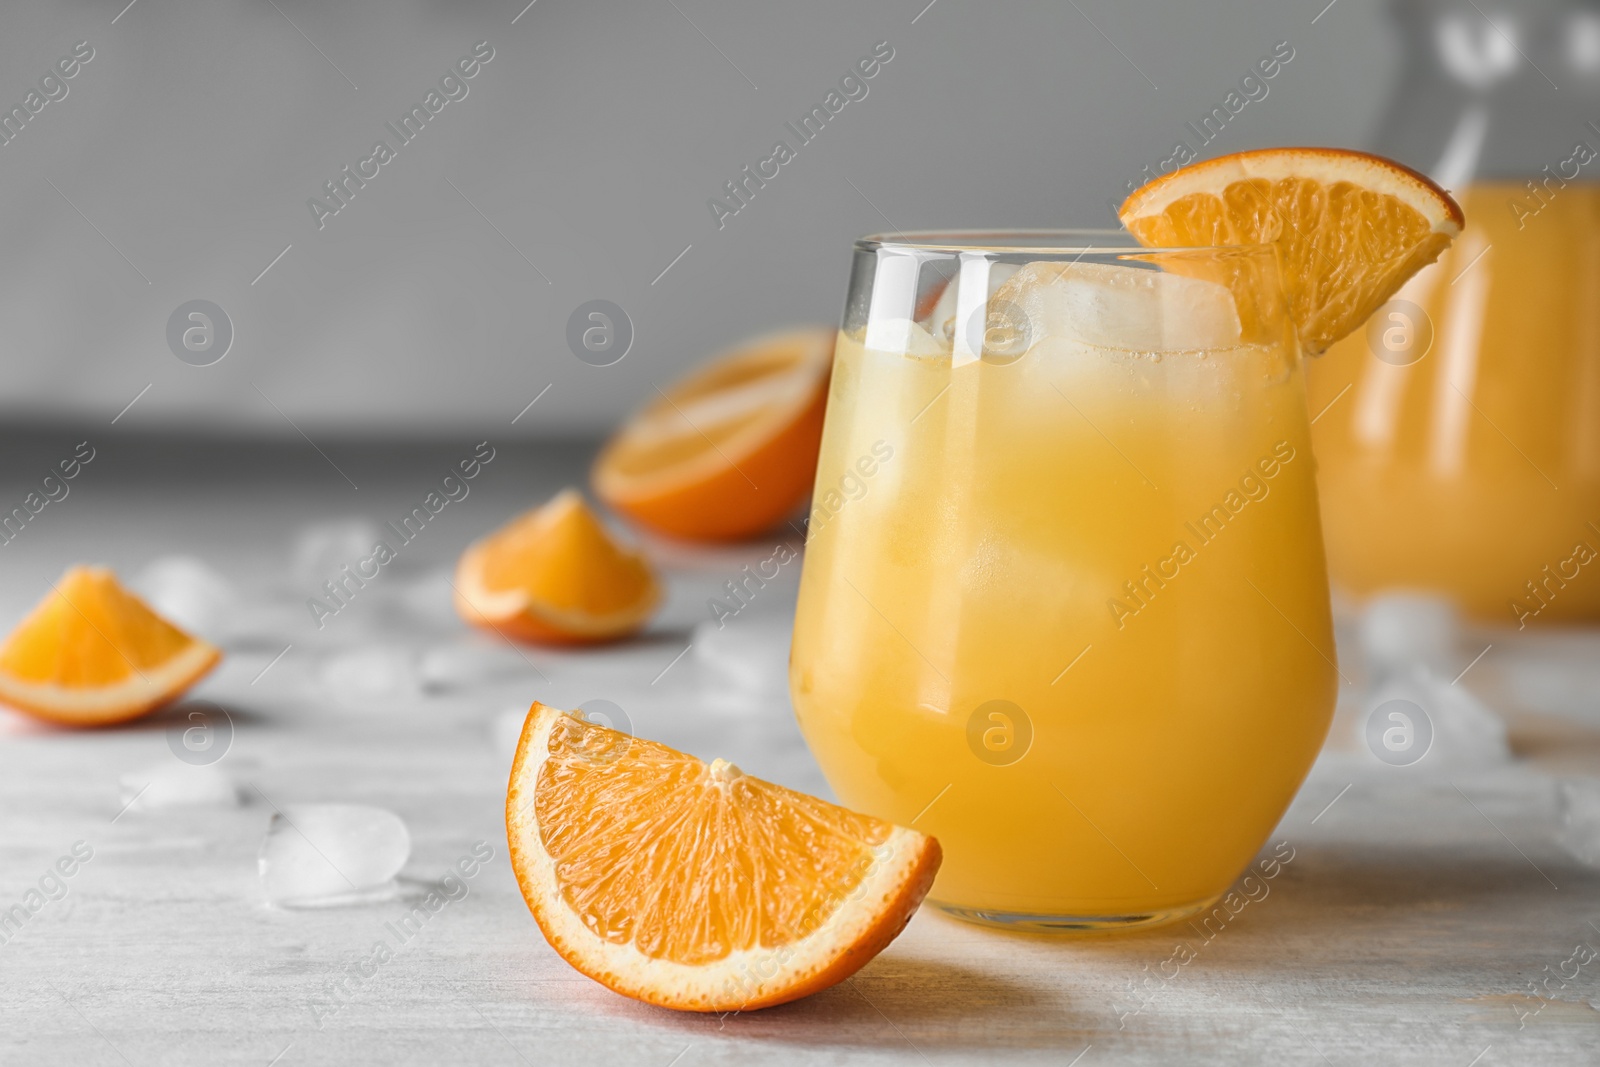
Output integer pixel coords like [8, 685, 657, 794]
[0, 0, 1393, 436]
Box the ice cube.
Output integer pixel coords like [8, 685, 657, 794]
[995, 261, 1242, 353]
[693, 614, 793, 694]
[918, 262, 1022, 351]
[396, 568, 458, 625]
[420, 640, 535, 692]
[491, 704, 531, 761]
[1360, 591, 1460, 675]
[131, 556, 237, 638]
[257, 803, 410, 906]
[317, 646, 422, 705]
[1360, 669, 1511, 772]
[1427, 674, 1512, 769]
[119, 763, 239, 811]
[291, 519, 383, 588]
[1557, 779, 1600, 867]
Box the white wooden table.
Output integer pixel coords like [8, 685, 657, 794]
[1, 435, 1597, 1065]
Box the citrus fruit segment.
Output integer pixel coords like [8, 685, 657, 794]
[0, 565, 222, 726]
[592, 327, 834, 542]
[506, 702, 942, 1011]
[1118, 147, 1464, 354]
[454, 490, 660, 644]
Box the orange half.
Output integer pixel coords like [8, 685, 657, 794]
[0, 565, 222, 726]
[1118, 147, 1464, 354]
[593, 327, 834, 542]
[506, 702, 942, 1011]
[454, 490, 661, 644]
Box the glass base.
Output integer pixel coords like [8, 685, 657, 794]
[930, 895, 1220, 934]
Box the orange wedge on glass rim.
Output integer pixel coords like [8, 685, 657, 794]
[454, 489, 661, 645]
[1118, 147, 1464, 353]
[506, 702, 942, 1012]
[0, 565, 222, 727]
[592, 327, 834, 542]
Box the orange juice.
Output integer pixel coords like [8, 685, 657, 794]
[790, 271, 1337, 925]
[1307, 183, 1600, 625]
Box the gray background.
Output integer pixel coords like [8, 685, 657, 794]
[0, 0, 1388, 437]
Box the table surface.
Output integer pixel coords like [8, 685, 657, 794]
[1, 433, 1597, 1066]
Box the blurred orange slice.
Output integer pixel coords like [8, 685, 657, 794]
[507, 702, 941, 1011]
[454, 490, 660, 644]
[1119, 147, 1464, 353]
[0, 565, 222, 727]
[593, 328, 834, 541]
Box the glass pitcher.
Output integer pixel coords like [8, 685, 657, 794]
[1305, 0, 1600, 627]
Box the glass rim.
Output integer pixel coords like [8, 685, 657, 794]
[855, 228, 1274, 256]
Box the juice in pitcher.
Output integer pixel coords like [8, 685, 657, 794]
[1309, 183, 1600, 622]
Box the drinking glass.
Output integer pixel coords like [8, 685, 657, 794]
[789, 231, 1337, 930]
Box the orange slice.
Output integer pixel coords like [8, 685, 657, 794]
[506, 702, 942, 1011]
[1118, 147, 1464, 354]
[593, 328, 834, 542]
[454, 490, 660, 644]
[0, 565, 222, 726]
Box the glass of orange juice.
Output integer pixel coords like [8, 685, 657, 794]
[790, 232, 1337, 930]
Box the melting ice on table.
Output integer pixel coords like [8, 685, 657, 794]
[1558, 779, 1600, 868]
[1354, 591, 1512, 771]
[492, 703, 532, 761]
[1359, 591, 1462, 679]
[133, 556, 238, 636]
[1361, 668, 1512, 771]
[317, 646, 423, 704]
[258, 803, 410, 907]
[133, 554, 306, 648]
[290, 519, 384, 588]
[119, 763, 239, 811]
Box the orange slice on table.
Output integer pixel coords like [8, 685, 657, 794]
[454, 489, 661, 645]
[506, 702, 942, 1012]
[1118, 147, 1464, 354]
[0, 565, 222, 727]
[593, 327, 834, 542]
